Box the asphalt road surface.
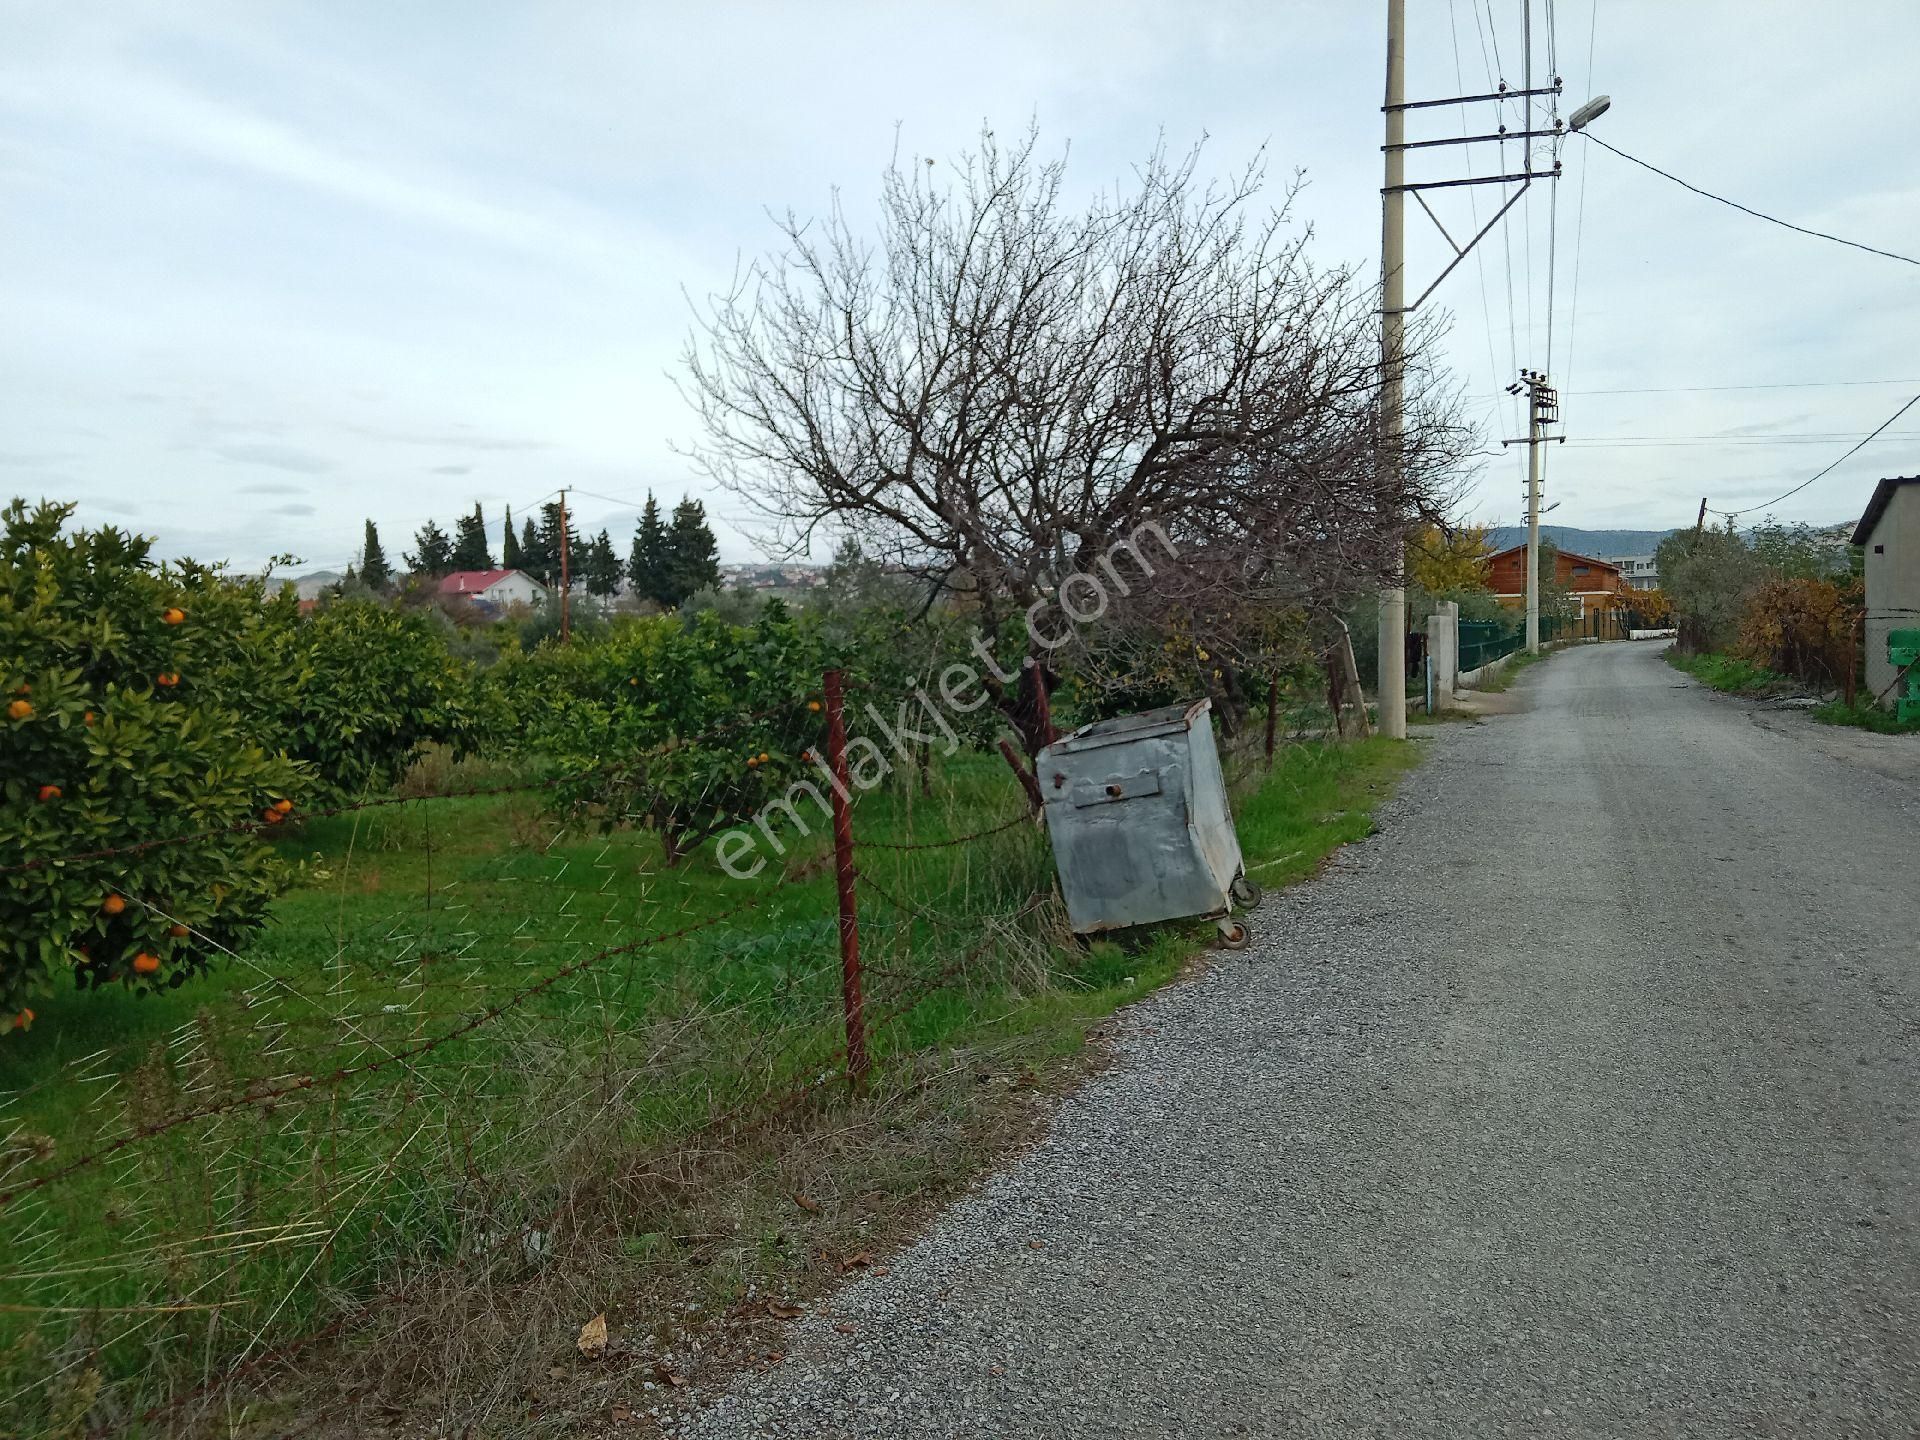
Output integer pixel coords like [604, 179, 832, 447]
[680, 641, 1920, 1439]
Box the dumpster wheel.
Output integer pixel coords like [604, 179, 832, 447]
[1230, 874, 1263, 910]
[1216, 918, 1251, 950]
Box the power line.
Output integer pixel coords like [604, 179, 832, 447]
[1560, 0, 1599, 397]
[1711, 393, 1920, 517]
[1583, 133, 1920, 268]
[1563, 378, 1920, 396]
[1447, 0, 1504, 413]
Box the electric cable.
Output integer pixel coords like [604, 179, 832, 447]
[1582, 133, 1920, 268]
[1710, 393, 1920, 517]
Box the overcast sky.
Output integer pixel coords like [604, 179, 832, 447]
[5, 1, 1918, 571]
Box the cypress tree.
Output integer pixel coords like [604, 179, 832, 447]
[501, 506, 523, 568]
[452, 503, 493, 570]
[628, 493, 668, 606]
[361, 519, 392, 590]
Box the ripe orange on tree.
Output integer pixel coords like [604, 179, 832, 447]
[808, 700, 821, 712]
[5, 699, 30, 721]
[262, 808, 284, 824]
[168, 922, 189, 938]
[273, 797, 294, 814]
[82, 710, 95, 726]
[131, 953, 161, 976]
[162, 606, 185, 625]
[36, 784, 60, 803]
[156, 672, 180, 688]
[100, 894, 126, 916]
[10, 1009, 31, 1031]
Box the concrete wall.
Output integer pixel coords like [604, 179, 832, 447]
[1864, 484, 1920, 706]
[1425, 601, 1459, 711]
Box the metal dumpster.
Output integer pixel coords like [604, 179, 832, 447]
[1036, 698, 1258, 947]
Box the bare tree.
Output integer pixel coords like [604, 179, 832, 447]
[684, 126, 1473, 738]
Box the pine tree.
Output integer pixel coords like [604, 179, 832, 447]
[583, 529, 622, 598]
[361, 519, 392, 590]
[501, 506, 523, 569]
[520, 517, 544, 580]
[405, 518, 454, 578]
[628, 493, 668, 607]
[451, 503, 493, 571]
[663, 498, 721, 607]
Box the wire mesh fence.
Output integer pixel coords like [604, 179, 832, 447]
[0, 670, 1110, 1436]
[0, 662, 1357, 1436]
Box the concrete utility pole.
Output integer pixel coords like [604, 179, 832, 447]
[1377, 0, 1408, 740]
[1526, 379, 1544, 654]
[1510, 370, 1558, 654]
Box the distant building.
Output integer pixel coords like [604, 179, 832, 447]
[437, 569, 549, 611]
[1853, 476, 1920, 710]
[1607, 554, 1660, 591]
[1486, 545, 1626, 616]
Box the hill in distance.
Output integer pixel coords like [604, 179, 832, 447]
[1481, 525, 1678, 558]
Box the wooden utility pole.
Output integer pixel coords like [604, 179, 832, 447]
[557, 488, 572, 644]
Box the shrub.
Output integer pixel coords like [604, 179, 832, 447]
[1734, 575, 1861, 692]
[0, 500, 303, 1014]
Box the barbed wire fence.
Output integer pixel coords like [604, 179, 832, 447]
[0, 666, 1106, 1437]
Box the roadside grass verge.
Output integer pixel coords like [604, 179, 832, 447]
[1664, 648, 1790, 695]
[1667, 649, 1920, 733]
[1810, 698, 1920, 735]
[0, 734, 1414, 1437]
[1471, 642, 1559, 694]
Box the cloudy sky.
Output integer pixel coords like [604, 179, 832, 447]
[4, 1, 1918, 571]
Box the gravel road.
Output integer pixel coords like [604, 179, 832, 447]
[677, 641, 1920, 1439]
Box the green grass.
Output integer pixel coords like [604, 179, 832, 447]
[1664, 648, 1789, 695]
[1810, 698, 1920, 734]
[1472, 644, 1555, 694]
[0, 734, 1415, 1433]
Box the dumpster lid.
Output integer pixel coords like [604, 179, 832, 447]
[1041, 698, 1211, 758]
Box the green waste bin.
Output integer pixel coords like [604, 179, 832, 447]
[1891, 629, 1920, 723]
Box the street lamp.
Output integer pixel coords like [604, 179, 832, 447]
[1569, 94, 1612, 132]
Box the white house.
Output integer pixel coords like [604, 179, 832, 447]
[437, 568, 549, 611]
[1853, 476, 1920, 710]
[1607, 554, 1660, 591]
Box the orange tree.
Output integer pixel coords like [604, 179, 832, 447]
[266, 601, 488, 798]
[486, 603, 966, 861]
[0, 501, 304, 1015]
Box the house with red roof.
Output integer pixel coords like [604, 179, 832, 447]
[436, 569, 549, 611]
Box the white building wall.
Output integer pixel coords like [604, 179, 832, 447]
[1864, 486, 1920, 706]
[482, 573, 548, 608]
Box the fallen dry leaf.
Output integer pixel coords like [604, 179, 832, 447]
[577, 1313, 609, 1357]
[834, 1322, 858, 1335]
[840, 1250, 876, 1271]
[766, 1299, 804, 1320]
[872, 1265, 891, 1277]
[611, 1404, 635, 1424]
[651, 1362, 688, 1388]
[792, 1192, 821, 1213]
[1025, 1240, 1046, 1251]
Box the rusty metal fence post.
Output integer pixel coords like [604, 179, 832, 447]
[1265, 675, 1278, 766]
[821, 668, 869, 1091]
